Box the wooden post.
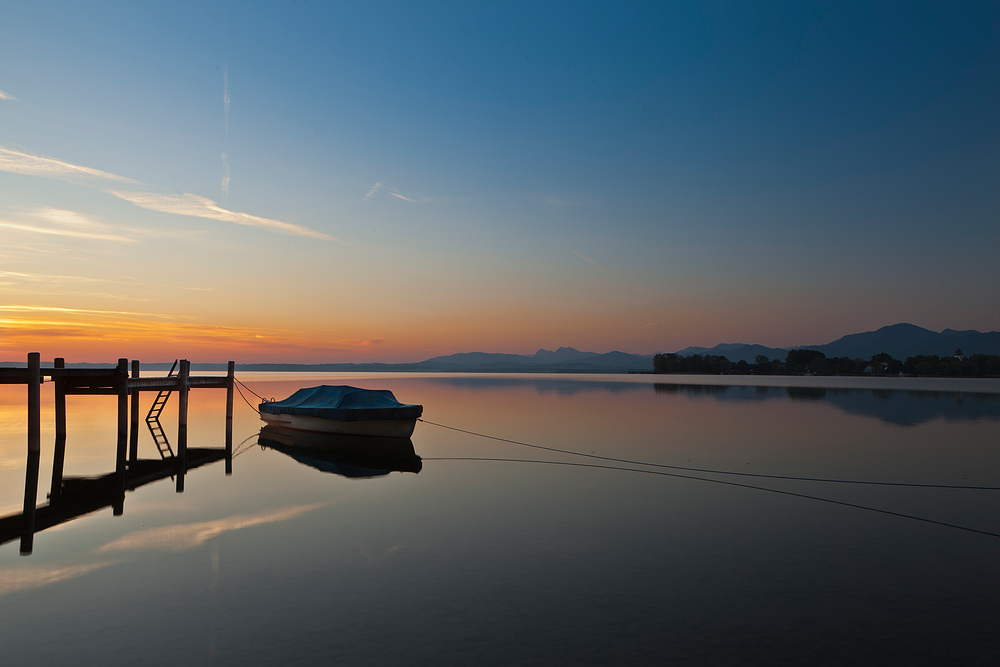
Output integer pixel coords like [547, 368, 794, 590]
[176, 359, 190, 492]
[225, 361, 234, 475]
[115, 359, 128, 514]
[27, 353, 40, 455]
[129, 359, 140, 464]
[50, 358, 67, 499]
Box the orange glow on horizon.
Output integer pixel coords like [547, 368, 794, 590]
[0, 306, 398, 363]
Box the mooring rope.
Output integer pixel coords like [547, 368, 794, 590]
[424, 456, 1000, 540]
[233, 380, 261, 415]
[231, 433, 259, 459]
[417, 418, 1000, 491]
[234, 377, 268, 402]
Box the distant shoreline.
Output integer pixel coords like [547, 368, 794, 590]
[2, 360, 994, 381]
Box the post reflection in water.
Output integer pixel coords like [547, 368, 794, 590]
[18, 450, 40, 555]
[0, 432, 230, 557]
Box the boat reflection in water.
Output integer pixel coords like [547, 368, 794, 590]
[257, 425, 422, 479]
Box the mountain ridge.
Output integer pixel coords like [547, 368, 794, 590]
[674, 323, 1000, 363]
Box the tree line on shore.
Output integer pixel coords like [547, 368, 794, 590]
[652, 349, 1000, 377]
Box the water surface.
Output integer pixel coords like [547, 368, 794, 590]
[1, 373, 998, 665]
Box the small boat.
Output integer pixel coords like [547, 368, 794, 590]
[258, 425, 422, 478]
[258, 385, 422, 438]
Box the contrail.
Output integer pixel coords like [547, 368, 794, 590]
[221, 152, 230, 198]
[570, 251, 601, 268]
[223, 65, 230, 133]
[222, 66, 230, 197]
[621, 322, 654, 337]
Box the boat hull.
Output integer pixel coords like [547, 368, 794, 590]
[259, 411, 417, 438]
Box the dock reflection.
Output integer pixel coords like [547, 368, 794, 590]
[0, 446, 229, 556]
[258, 425, 422, 478]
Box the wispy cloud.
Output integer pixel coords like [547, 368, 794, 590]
[37, 207, 109, 227]
[0, 271, 126, 285]
[0, 271, 48, 281]
[0, 207, 135, 243]
[570, 250, 602, 269]
[0, 89, 20, 102]
[365, 181, 425, 203]
[364, 182, 384, 200]
[0, 308, 381, 355]
[221, 152, 230, 198]
[335, 338, 382, 346]
[0, 562, 117, 597]
[0, 146, 137, 185]
[0, 304, 186, 319]
[0, 145, 334, 241]
[0, 220, 134, 243]
[97, 504, 326, 552]
[0, 270, 219, 298]
[106, 190, 337, 241]
[0, 290, 151, 302]
[122, 278, 216, 291]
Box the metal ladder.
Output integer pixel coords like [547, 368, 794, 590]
[145, 359, 178, 459]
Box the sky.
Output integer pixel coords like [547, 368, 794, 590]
[1, 1, 998, 363]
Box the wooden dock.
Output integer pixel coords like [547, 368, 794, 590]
[1, 353, 237, 555]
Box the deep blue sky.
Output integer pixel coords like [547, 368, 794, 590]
[1, 2, 998, 361]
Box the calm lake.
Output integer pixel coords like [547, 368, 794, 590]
[2, 372, 999, 665]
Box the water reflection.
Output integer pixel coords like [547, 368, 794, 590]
[2, 374, 999, 664]
[258, 425, 422, 478]
[0, 445, 228, 555]
[654, 383, 1000, 426]
[96, 502, 327, 553]
[422, 375, 1000, 426]
[424, 375, 648, 396]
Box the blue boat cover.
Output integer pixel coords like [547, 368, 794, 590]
[259, 385, 422, 422]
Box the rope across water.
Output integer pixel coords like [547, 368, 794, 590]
[417, 418, 1000, 491]
[423, 455, 1000, 539]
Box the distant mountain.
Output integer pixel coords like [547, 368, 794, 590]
[673, 343, 789, 364]
[421, 351, 541, 367]
[532, 347, 601, 364]
[670, 324, 1000, 364]
[417, 347, 650, 372]
[807, 323, 1000, 360]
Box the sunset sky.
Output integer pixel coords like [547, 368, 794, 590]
[2, 2, 998, 363]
